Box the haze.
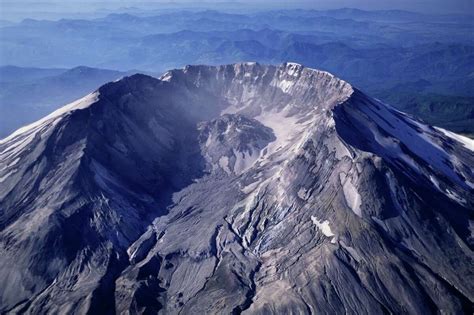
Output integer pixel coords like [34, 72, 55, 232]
[1, 0, 473, 21]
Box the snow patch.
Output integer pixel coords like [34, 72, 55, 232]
[311, 216, 336, 243]
[160, 72, 172, 82]
[435, 127, 474, 152]
[342, 179, 362, 217]
[445, 189, 466, 205]
[429, 175, 441, 191]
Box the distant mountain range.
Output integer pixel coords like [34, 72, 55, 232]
[1, 10, 472, 91]
[1, 9, 473, 71]
[0, 8, 473, 137]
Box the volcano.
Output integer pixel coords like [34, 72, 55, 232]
[0, 62, 473, 314]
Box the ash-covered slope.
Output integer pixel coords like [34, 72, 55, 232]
[0, 63, 473, 314]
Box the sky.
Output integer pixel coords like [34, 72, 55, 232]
[1, 0, 473, 21]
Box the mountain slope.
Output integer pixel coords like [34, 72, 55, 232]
[0, 63, 473, 314]
[0, 66, 128, 138]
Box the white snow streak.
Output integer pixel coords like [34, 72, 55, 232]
[435, 127, 474, 152]
[342, 179, 362, 217]
[0, 92, 99, 145]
